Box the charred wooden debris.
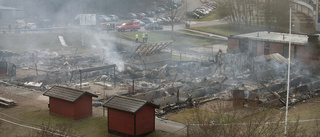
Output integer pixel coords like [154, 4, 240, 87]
[1, 49, 320, 115]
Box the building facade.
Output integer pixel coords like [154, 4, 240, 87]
[227, 31, 320, 67]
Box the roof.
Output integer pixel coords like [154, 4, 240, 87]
[132, 41, 173, 58]
[43, 86, 98, 102]
[0, 6, 17, 10]
[254, 53, 288, 64]
[103, 95, 159, 113]
[230, 31, 310, 45]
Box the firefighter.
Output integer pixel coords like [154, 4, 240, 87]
[145, 32, 148, 42]
[107, 23, 110, 33]
[142, 33, 146, 43]
[135, 33, 138, 43]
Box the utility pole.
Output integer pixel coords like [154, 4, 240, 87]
[284, 6, 292, 136]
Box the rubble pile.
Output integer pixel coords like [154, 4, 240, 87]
[3, 50, 114, 87]
[1, 48, 320, 114]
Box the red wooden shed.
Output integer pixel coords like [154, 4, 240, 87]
[43, 86, 98, 120]
[103, 95, 159, 136]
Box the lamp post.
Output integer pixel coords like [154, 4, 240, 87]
[284, 6, 292, 136]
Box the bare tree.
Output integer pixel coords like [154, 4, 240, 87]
[164, 1, 186, 33]
[215, 0, 290, 30]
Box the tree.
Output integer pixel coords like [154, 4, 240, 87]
[265, 0, 291, 31]
[215, 0, 291, 31]
[164, 0, 186, 33]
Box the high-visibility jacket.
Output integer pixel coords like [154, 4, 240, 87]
[142, 33, 145, 38]
[136, 34, 138, 38]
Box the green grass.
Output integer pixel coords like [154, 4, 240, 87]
[14, 108, 108, 137]
[167, 108, 216, 124]
[198, 12, 223, 21]
[1, 105, 170, 137]
[0, 32, 92, 54]
[114, 31, 215, 47]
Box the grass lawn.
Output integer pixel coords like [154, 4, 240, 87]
[0, 106, 109, 137]
[0, 32, 93, 54]
[114, 31, 217, 47]
[188, 12, 222, 22]
[1, 105, 168, 137]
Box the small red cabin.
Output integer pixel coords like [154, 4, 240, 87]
[104, 95, 159, 136]
[43, 86, 98, 120]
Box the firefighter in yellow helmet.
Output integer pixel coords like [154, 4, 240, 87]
[142, 33, 146, 43]
[135, 33, 138, 43]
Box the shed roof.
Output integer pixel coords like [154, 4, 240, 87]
[43, 86, 98, 102]
[131, 41, 173, 58]
[103, 95, 159, 113]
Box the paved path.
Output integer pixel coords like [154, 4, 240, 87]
[155, 117, 187, 136]
[183, 28, 228, 40]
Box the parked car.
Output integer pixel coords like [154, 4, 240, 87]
[26, 23, 37, 29]
[145, 23, 163, 30]
[38, 19, 53, 28]
[123, 13, 137, 19]
[136, 13, 146, 19]
[159, 17, 169, 23]
[187, 12, 200, 19]
[131, 19, 145, 26]
[195, 8, 209, 14]
[194, 9, 206, 16]
[141, 17, 155, 24]
[116, 20, 140, 32]
[97, 15, 112, 23]
[156, 7, 166, 13]
[146, 11, 155, 17]
[107, 15, 119, 21]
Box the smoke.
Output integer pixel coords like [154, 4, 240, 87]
[90, 32, 125, 72]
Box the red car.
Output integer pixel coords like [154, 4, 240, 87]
[136, 13, 146, 19]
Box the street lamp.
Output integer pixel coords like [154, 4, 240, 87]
[101, 75, 108, 97]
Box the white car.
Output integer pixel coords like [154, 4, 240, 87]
[26, 23, 37, 29]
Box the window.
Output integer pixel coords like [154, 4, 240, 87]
[264, 42, 270, 55]
[283, 45, 289, 58]
[239, 39, 249, 53]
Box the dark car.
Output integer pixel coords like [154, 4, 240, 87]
[146, 11, 155, 17]
[187, 11, 200, 19]
[38, 19, 53, 28]
[107, 15, 119, 21]
[145, 23, 163, 30]
[97, 15, 112, 23]
[194, 10, 206, 16]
